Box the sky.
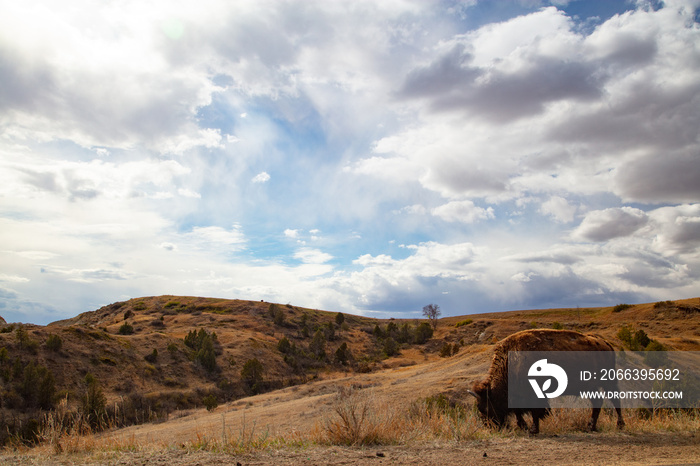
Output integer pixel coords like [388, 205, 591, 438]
[1, 0, 699, 325]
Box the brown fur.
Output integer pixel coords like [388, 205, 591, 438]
[471, 329, 625, 434]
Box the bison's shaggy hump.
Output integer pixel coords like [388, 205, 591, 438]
[470, 329, 624, 434]
[485, 329, 614, 386]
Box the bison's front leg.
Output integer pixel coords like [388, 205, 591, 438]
[588, 406, 601, 431]
[529, 408, 548, 435]
[515, 411, 528, 431]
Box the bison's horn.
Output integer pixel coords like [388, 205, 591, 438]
[467, 390, 479, 400]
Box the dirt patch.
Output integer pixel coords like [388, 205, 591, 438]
[2, 432, 698, 465]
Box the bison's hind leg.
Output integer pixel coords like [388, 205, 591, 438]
[514, 411, 528, 431]
[615, 408, 625, 430]
[610, 394, 625, 429]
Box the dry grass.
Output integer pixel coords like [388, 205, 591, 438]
[6, 394, 697, 463]
[319, 386, 404, 445]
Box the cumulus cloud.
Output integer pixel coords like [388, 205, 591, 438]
[187, 225, 247, 250]
[294, 247, 333, 264]
[432, 200, 495, 223]
[252, 171, 271, 183]
[367, 3, 700, 212]
[574, 207, 649, 242]
[614, 149, 700, 204]
[649, 204, 700, 254]
[2, 1, 699, 323]
[0, 1, 223, 151]
[399, 8, 603, 122]
[540, 196, 576, 223]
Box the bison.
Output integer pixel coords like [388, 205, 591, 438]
[468, 329, 625, 434]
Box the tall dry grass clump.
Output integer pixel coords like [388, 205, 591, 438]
[33, 396, 140, 456]
[178, 412, 308, 454]
[405, 394, 486, 441]
[319, 388, 489, 446]
[622, 408, 700, 432]
[320, 386, 404, 445]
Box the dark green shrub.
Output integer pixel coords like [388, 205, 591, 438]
[551, 321, 564, 330]
[202, 394, 218, 411]
[439, 343, 453, 358]
[335, 312, 345, 326]
[273, 308, 286, 327]
[18, 418, 41, 445]
[455, 319, 473, 328]
[310, 329, 326, 360]
[19, 361, 55, 410]
[15, 326, 39, 354]
[383, 337, 399, 357]
[144, 349, 158, 363]
[653, 301, 674, 309]
[397, 323, 412, 344]
[617, 325, 632, 346]
[241, 358, 264, 394]
[196, 338, 217, 372]
[45, 334, 63, 352]
[634, 329, 651, 349]
[617, 326, 652, 350]
[335, 342, 351, 365]
[277, 336, 292, 353]
[414, 322, 433, 344]
[613, 303, 633, 313]
[184, 329, 219, 371]
[644, 340, 668, 367]
[82, 373, 107, 429]
[118, 323, 134, 335]
[150, 319, 165, 328]
[324, 321, 336, 341]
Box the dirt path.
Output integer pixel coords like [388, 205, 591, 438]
[2, 432, 698, 465]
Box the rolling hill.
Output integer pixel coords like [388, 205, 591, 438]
[0, 296, 698, 449]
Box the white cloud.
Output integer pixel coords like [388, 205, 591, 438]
[1, 1, 699, 323]
[0, 274, 30, 283]
[574, 207, 648, 242]
[252, 171, 271, 183]
[432, 200, 495, 223]
[187, 225, 246, 250]
[294, 247, 333, 264]
[540, 196, 576, 223]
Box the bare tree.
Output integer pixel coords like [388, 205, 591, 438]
[422, 303, 441, 330]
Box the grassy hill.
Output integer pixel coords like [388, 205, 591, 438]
[0, 296, 698, 449]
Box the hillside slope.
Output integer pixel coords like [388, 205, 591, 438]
[0, 296, 697, 446]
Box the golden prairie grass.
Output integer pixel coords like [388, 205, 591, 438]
[8, 391, 699, 460]
[179, 412, 308, 454]
[318, 388, 496, 446]
[316, 387, 699, 446]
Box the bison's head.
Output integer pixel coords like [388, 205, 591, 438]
[469, 381, 507, 428]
